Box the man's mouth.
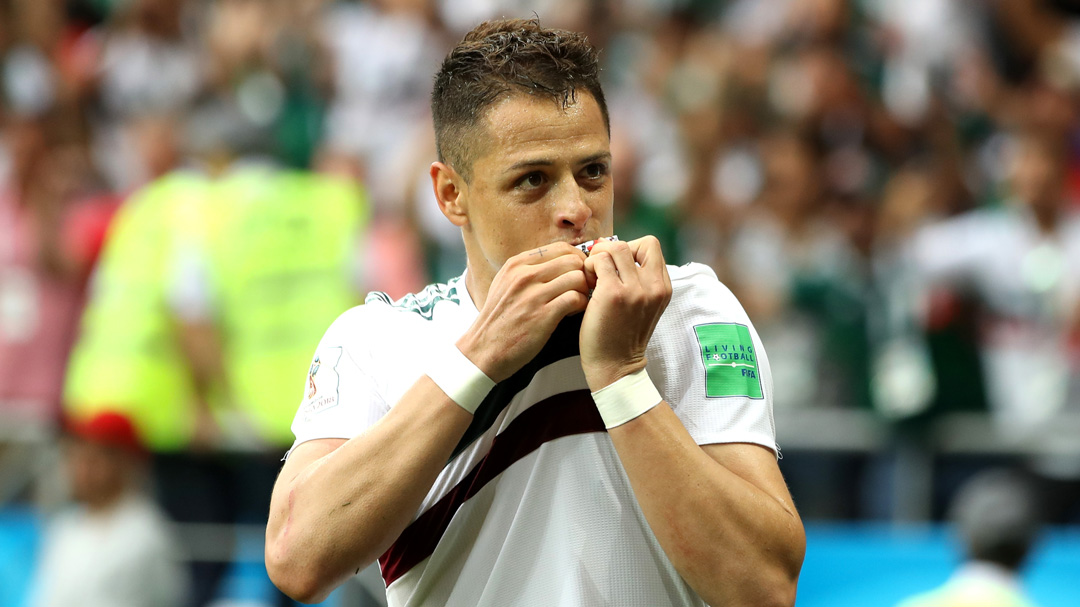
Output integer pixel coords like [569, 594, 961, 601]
[574, 235, 619, 256]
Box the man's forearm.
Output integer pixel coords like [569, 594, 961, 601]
[607, 403, 805, 607]
[265, 377, 473, 602]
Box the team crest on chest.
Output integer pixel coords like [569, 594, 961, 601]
[307, 357, 321, 399]
[302, 347, 342, 421]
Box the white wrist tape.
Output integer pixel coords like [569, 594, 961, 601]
[590, 367, 663, 429]
[427, 346, 495, 414]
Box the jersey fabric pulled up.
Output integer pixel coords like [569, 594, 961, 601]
[289, 262, 777, 607]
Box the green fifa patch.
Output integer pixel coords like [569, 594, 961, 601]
[694, 323, 763, 399]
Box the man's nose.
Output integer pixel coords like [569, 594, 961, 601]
[555, 183, 592, 229]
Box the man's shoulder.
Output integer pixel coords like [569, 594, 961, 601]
[667, 261, 718, 286]
[651, 262, 755, 357]
[363, 275, 467, 321]
[666, 262, 744, 316]
[317, 277, 468, 370]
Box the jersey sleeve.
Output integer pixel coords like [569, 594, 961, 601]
[286, 308, 390, 457]
[646, 263, 778, 454]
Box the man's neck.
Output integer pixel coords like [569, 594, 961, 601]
[464, 261, 493, 310]
[1031, 203, 1060, 235]
[83, 486, 131, 516]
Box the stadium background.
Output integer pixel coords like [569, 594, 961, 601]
[1, 0, 1079, 605]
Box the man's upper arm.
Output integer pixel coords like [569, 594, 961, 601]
[651, 263, 778, 453]
[277, 438, 348, 489]
[701, 442, 799, 519]
[288, 308, 391, 456]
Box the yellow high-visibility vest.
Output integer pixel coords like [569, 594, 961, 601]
[64, 172, 210, 451]
[898, 575, 1038, 607]
[201, 169, 366, 446]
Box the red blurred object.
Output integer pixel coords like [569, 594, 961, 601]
[1068, 158, 1080, 209]
[63, 193, 122, 270]
[65, 411, 146, 456]
[924, 288, 960, 332]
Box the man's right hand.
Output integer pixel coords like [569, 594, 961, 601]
[457, 242, 589, 383]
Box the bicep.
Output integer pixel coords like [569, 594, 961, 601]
[701, 442, 799, 520]
[272, 438, 348, 503]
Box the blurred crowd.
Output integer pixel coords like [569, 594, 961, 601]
[1, 0, 1079, 604]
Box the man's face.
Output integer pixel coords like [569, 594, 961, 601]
[65, 439, 127, 508]
[454, 92, 614, 281]
[1010, 137, 1063, 213]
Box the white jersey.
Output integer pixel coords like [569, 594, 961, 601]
[290, 262, 777, 607]
[30, 494, 187, 607]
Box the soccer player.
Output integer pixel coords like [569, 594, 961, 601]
[266, 18, 804, 607]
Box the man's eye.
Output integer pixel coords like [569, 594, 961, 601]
[519, 172, 545, 189]
[583, 163, 608, 179]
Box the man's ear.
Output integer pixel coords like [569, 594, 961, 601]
[431, 162, 468, 227]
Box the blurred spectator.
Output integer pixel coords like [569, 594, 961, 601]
[0, 108, 117, 511]
[155, 160, 369, 607]
[907, 129, 1080, 443]
[64, 171, 210, 454]
[896, 469, 1042, 607]
[90, 0, 202, 190]
[28, 410, 187, 607]
[0, 113, 95, 430]
[991, 0, 1080, 87]
[188, 0, 333, 173]
[727, 131, 870, 410]
[315, 145, 427, 298]
[609, 129, 684, 264]
[95, 0, 200, 119]
[171, 165, 369, 450]
[320, 0, 444, 209]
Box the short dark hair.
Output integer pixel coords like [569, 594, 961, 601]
[431, 18, 609, 181]
[951, 469, 1040, 571]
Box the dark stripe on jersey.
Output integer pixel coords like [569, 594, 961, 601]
[448, 314, 583, 462]
[379, 388, 603, 586]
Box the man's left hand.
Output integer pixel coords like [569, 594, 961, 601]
[580, 236, 672, 391]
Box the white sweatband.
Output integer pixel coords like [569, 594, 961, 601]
[590, 367, 663, 429]
[427, 345, 495, 414]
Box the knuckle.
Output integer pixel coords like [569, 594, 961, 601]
[512, 267, 537, 287]
[559, 254, 583, 270]
[551, 242, 579, 259]
[507, 252, 526, 266]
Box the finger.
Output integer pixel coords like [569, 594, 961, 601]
[661, 262, 672, 302]
[626, 235, 664, 268]
[515, 241, 587, 266]
[540, 268, 590, 301]
[595, 240, 639, 286]
[587, 241, 623, 282]
[626, 236, 668, 290]
[515, 252, 586, 285]
[587, 251, 621, 285]
[583, 259, 598, 291]
[546, 288, 589, 319]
